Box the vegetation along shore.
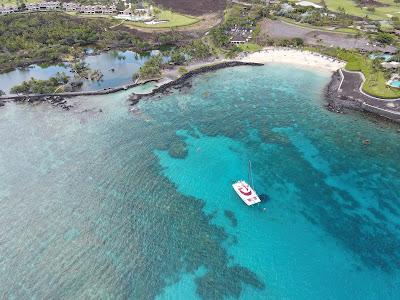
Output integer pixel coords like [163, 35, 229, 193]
[0, 0, 399, 123]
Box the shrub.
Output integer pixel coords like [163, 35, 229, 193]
[139, 55, 164, 80]
[178, 66, 188, 75]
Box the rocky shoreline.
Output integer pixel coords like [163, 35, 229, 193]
[2, 55, 399, 127]
[6, 95, 74, 110]
[325, 70, 400, 124]
[0, 80, 157, 110]
[325, 70, 360, 114]
[128, 61, 264, 105]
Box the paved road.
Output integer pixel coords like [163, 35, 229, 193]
[339, 70, 400, 122]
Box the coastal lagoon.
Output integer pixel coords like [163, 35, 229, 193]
[0, 50, 163, 94]
[1, 64, 400, 299]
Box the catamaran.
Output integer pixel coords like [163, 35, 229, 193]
[232, 161, 261, 206]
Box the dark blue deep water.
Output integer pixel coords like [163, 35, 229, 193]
[0, 64, 399, 299]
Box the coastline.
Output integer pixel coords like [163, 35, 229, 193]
[326, 70, 400, 123]
[130, 48, 400, 124]
[1, 47, 399, 124]
[128, 48, 346, 105]
[129, 61, 264, 105]
[239, 48, 345, 73]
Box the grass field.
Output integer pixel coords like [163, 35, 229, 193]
[308, 0, 400, 20]
[130, 9, 199, 28]
[236, 43, 262, 52]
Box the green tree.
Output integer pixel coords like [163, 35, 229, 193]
[170, 50, 186, 65]
[185, 40, 211, 60]
[375, 32, 394, 45]
[291, 37, 304, 47]
[138, 55, 163, 80]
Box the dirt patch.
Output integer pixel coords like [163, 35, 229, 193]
[261, 19, 394, 52]
[357, 0, 388, 7]
[153, 0, 226, 16]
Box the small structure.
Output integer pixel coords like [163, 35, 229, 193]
[382, 62, 400, 70]
[0, 6, 19, 14]
[265, 0, 280, 5]
[134, 2, 147, 13]
[353, 21, 378, 33]
[229, 25, 253, 45]
[118, 7, 133, 16]
[230, 34, 250, 44]
[296, 1, 323, 9]
[26, 2, 60, 11]
[63, 2, 81, 11]
[79, 5, 116, 14]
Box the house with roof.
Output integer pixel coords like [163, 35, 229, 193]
[63, 3, 81, 12]
[79, 4, 117, 14]
[134, 2, 147, 13]
[230, 34, 249, 44]
[0, 6, 18, 14]
[25, 2, 60, 11]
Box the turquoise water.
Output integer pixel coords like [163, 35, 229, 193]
[389, 80, 400, 88]
[369, 54, 392, 62]
[0, 50, 163, 94]
[0, 64, 400, 299]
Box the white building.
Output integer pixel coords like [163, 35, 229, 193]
[63, 3, 81, 12]
[26, 2, 60, 11]
[296, 1, 323, 9]
[0, 6, 18, 14]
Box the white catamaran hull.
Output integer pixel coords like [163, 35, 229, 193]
[232, 180, 261, 206]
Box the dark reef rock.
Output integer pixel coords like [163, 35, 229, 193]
[168, 141, 188, 159]
[224, 210, 238, 227]
[324, 70, 362, 114]
[325, 70, 400, 124]
[129, 61, 264, 106]
[9, 95, 73, 111]
[195, 265, 265, 300]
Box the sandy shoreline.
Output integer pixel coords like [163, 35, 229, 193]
[239, 48, 346, 72]
[160, 48, 346, 83]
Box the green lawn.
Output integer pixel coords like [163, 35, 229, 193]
[130, 9, 198, 28]
[324, 48, 400, 99]
[236, 43, 262, 52]
[307, 0, 400, 20]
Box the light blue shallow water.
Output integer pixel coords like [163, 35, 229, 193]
[0, 64, 399, 299]
[369, 54, 392, 62]
[389, 80, 400, 88]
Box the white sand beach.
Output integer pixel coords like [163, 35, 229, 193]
[159, 48, 346, 84]
[240, 48, 345, 72]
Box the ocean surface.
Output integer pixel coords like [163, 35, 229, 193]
[0, 64, 400, 299]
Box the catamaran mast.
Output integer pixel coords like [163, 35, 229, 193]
[248, 160, 254, 189]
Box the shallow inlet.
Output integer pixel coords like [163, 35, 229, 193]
[0, 50, 166, 94]
[0, 64, 399, 299]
